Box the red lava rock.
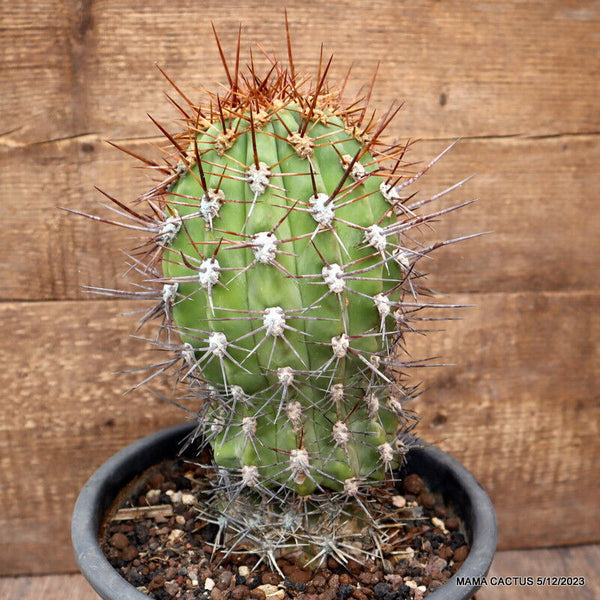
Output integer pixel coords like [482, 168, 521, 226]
[109, 532, 129, 550]
[288, 567, 311, 584]
[312, 574, 328, 589]
[434, 506, 448, 519]
[211, 587, 226, 600]
[231, 584, 251, 600]
[418, 492, 436, 510]
[319, 588, 337, 600]
[431, 569, 445, 582]
[278, 559, 292, 571]
[453, 545, 469, 563]
[436, 545, 454, 560]
[445, 517, 460, 531]
[352, 590, 368, 600]
[403, 473, 426, 495]
[451, 560, 464, 575]
[249, 588, 266, 600]
[121, 545, 138, 562]
[261, 571, 281, 586]
[148, 574, 165, 591]
[347, 559, 362, 574]
[364, 560, 377, 573]
[147, 473, 165, 489]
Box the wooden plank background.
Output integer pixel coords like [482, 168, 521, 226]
[1, 0, 599, 576]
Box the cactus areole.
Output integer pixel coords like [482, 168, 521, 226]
[82, 28, 477, 569]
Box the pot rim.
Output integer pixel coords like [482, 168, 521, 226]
[72, 421, 497, 600]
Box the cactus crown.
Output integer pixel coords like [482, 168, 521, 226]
[75, 24, 476, 570]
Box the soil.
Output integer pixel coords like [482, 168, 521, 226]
[101, 458, 469, 600]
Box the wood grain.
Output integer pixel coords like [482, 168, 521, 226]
[2, 1, 599, 144]
[408, 290, 600, 550]
[0, 573, 101, 600]
[1, 292, 598, 574]
[1, 134, 599, 300]
[0, 300, 181, 575]
[478, 544, 600, 600]
[0, 2, 80, 145]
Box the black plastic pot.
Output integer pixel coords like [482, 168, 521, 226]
[72, 422, 497, 600]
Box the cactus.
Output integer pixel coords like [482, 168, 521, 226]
[163, 96, 409, 496]
[72, 24, 477, 570]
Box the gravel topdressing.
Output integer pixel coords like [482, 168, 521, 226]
[101, 458, 469, 600]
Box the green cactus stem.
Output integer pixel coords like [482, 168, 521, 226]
[70, 22, 477, 568]
[161, 99, 411, 496]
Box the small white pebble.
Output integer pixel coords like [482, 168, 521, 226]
[431, 516, 448, 532]
[238, 566, 250, 578]
[417, 586, 427, 593]
[204, 577, 216, 591]
[146, 489, 161, 504]
[167, 529, 186, 545]
[392, 495, 407, 508]
[167, 490, 183, 503]
[257, 584, 285, 600]
[175, 515, 186, 526]
[404, 580, 417, 589]
[181, 493, 197, 505]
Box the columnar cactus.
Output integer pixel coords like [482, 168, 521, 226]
[75, 26, 475, 568]
[164, 96, 410, 497]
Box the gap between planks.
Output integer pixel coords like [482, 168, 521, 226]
[3, 130, 600, 152]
